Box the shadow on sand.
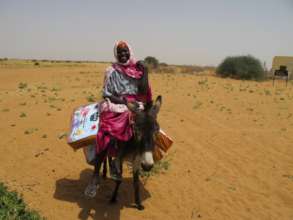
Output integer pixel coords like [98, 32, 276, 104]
[54, 169, 151, 220]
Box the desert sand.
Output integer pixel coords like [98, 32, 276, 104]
[0, 61, 293, 220]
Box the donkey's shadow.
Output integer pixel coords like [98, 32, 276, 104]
[54, 169, 151, 220]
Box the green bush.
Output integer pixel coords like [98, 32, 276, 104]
[216, 55, 265, 80]
[0, 182, 43, 220]
[144, 56, 159, 69]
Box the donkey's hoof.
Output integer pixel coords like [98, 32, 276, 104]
[136, 204, 144, 211]
[84, 183, 99, 198]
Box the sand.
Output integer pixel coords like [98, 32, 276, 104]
[0, 61, 293, 220]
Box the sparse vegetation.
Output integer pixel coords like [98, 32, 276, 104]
[86, 94, 96, 102]
[19, 112, 26, 118]
[51, 87, 61, 92]
[180, 65, 204, 74]
[24, 128, 38, 135]
[18, 82, 28, 89]
[0, 182, 43, 220]
[140, 159, 170, 177]
[19, 112, 27, 118]
[58, 132, 67, 139]
[198, 79, 208, 85]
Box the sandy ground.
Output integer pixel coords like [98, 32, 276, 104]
[0, 61, 293, 220]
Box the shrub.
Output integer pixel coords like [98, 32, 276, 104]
[0, 182, 43, 219]
[144, 56, 159, 69]
[86, 94, 96, 102]
[18, 82, 28, 89]
[216, 55, 265, 80]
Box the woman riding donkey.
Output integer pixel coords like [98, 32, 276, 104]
[85, 41, 153, 197]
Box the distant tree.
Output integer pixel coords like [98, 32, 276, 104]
[144, 56, 159, 69]
[216, 55, 265, 80]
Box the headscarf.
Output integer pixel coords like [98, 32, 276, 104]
[112, 41, 143, 79]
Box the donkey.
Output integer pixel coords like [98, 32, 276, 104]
[84, 95, 162, 210]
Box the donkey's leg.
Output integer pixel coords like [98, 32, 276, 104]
[131, 154, 144, 210]
[102, 157, 108, 179]
[110, 179, 122, 203]
[133, 169, 144, 210]
[110, 155, 123, 203]
[110, 142, 126, 181]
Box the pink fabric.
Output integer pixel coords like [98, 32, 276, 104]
[112, 60, 143, 79]
[95, 92, 152, 157]
[96, 111, 133, 157]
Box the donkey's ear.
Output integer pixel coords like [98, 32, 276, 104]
[127, 101, 139, 112]
[152, 95, 162, 115]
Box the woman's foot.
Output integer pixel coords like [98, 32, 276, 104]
[84, 176, 100, 198]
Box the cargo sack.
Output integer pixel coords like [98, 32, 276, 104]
[83, 144, 96, 165]
[153, 129, 173, 161]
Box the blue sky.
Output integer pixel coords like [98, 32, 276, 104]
[0, 0, 292, 67]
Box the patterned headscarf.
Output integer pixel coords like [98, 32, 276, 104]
[112, 40, 143, 79]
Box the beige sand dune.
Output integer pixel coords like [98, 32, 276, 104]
[0, 61, 293, 220]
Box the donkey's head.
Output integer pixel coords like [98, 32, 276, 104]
[127, 96, 162, 171]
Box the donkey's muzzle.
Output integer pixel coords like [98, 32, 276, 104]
[141, 151, 154, 171]
[141, 163, 153, 172]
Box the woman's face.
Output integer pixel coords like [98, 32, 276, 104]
[117, 47, 130, 63]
